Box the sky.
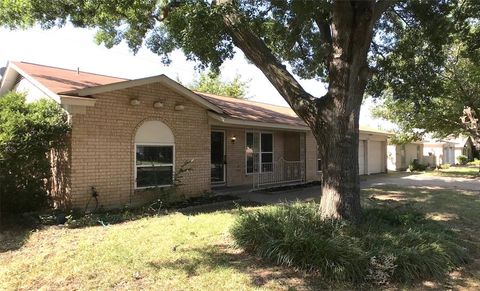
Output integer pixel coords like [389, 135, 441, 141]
[0, 24, 390, 129]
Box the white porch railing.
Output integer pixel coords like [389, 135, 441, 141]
[252, 159, 305, 190]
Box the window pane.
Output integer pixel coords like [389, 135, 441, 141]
[317, 159, 322, 171]
[246, 132, 254, 149]
[246, 153, 254, 173]
[136, 146, 173, 166]
[246, 152, 260, 174]
[261, 153, 273, 163]
[246, 132, 260, 152]
[246, 132, 260, 174]
[261, 133, 273, 152]
[261, 153, 273, 172]
[137, 166, 173, 187]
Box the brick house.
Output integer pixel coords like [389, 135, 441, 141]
[0, 61, 389, 209]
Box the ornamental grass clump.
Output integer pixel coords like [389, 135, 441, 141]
[231, 202, 469, 285]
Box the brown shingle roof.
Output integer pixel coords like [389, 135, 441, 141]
[10, 62, 391, 134]
[195, 92, 307, 127]
[12, 61, 126, 94]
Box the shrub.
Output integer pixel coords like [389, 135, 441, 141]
[408, 159, 427, 172]
[231, 203, 468, 285]
[456, 155, 468, 165]
[440, 163, 451, 169]
[468, 158, 480, 166]
[0, 92, 70, 214]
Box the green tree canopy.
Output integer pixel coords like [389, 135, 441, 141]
[2, 0, 478, 221]
[372, 40, 480, 143]
[189, 71, 249, 99]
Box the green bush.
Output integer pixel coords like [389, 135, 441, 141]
[231, 203, 468, 285]
[0, 92, 70, 214]
[456, 155, 468, 165]
[440, 163, 451, 169]
[467, 158, 480, 166]
[408, 159, 427, 171]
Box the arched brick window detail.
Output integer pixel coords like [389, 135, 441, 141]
[134, 120, 175, 189]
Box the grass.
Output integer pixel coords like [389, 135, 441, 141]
[423, 165, 480, 178]
[1, 185, 480, 290]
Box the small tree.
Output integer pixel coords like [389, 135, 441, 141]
[189, 71, 249, 99]
[0, 92, 70, 215]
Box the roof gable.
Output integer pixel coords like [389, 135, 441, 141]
[12, 62, 126, 94]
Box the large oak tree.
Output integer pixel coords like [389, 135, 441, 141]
[1, 0, 477, 221]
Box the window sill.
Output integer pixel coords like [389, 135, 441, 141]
[135, 184, 173, 190]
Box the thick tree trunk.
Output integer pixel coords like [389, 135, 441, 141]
[316, 107, 362, 221]
[314, 1, 376, 221]
[218, 0, 385, 221]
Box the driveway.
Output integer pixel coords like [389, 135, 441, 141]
[237, 172, 480, 204]
[363, 172, 480, 191]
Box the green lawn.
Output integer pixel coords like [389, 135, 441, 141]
[422, 166, 480, 178]
[1, 186, 480, 290]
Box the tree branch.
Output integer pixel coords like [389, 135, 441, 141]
[219, 6, 320, 125]
[314, 14, 333, 68]
[314, 15, 332, 46]
[373, 0, 399, 23]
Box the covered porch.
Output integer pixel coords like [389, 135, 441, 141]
[210, 127, 308, 190]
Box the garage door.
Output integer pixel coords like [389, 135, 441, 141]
[358, 140, 366, 175]
[368, 141, 383, 174]
[444, 147, 455, 164]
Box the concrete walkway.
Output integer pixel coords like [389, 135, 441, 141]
[232, 172, 480, 204]
[363, 172, 480, 191]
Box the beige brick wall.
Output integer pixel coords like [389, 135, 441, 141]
[69, 82, 211, 209]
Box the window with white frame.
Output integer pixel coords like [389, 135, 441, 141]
[246, 132, 273, 174]
[134, 120, 175, 189]
[136, 145, 174, 188]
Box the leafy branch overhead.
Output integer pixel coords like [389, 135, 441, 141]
[189, 71, 249, 99]
[372, 42, 480, 142]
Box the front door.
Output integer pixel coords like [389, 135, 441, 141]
[211, 131, 225, 184]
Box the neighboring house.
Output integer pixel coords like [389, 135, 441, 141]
[387, 142, 424, 171]
[451, 136, 475, 162]
[423, 140, 456, 166]
[0, 61, 390, 209]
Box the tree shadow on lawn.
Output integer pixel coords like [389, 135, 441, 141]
[148, 243, 330, 290]
[363, 185, 480, 289]
[0, 224, 34, 253]
[146, 186, 480, 290]
[178, 200, 264, 216]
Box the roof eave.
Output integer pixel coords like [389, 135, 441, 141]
[64, 75, 223, 114]
[208, 112, 310, 131]
[59, 95, 96, 107]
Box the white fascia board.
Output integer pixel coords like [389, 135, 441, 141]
[208, 112, 310, 131]
[59, 95, 96, 107]
[8, 62, 61, 103]
[66, 74, 223, 114]
[362, 129, 394, 137]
